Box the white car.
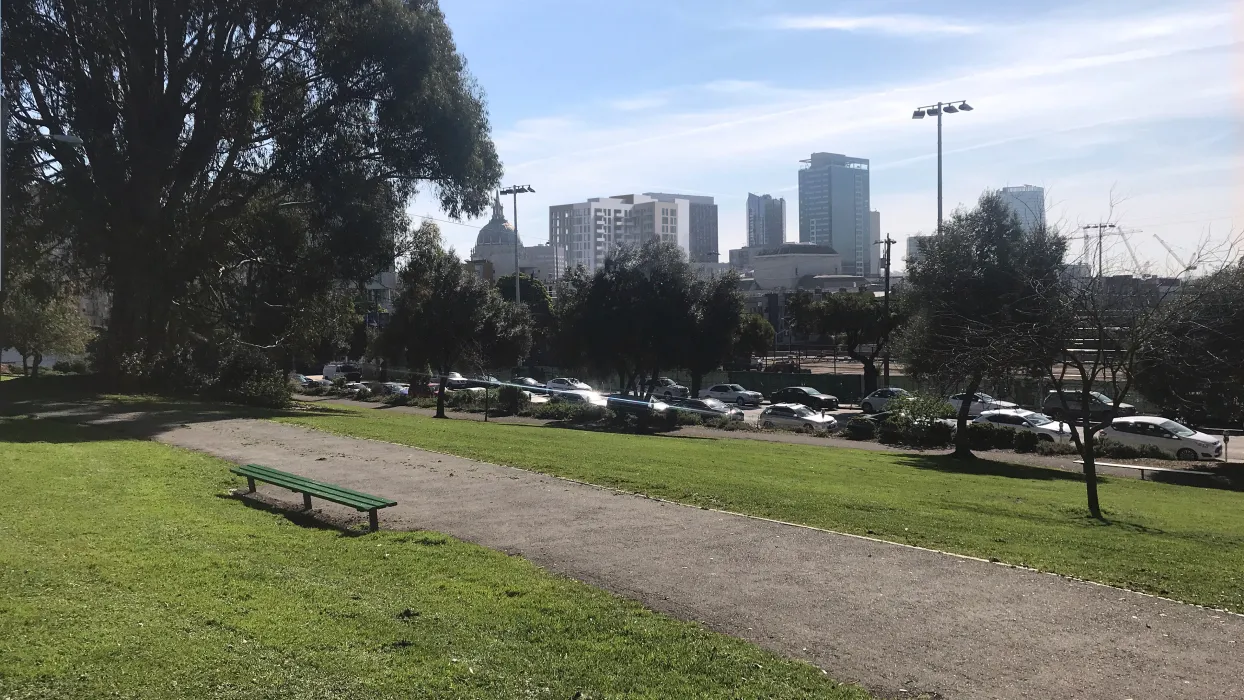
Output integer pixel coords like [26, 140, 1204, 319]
[547, 377, 592, 393]
[759, 403, 838, 431]
[859, 388, 911, 414]
[974, 409, 1072, 443]
[948, 392, 1018, 416]
[700, 383, 763, 406]
[1099, 416, 1224, 461]
[551, 389, 608, 407]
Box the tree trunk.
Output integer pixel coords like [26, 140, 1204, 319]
[861, 359, 879, 394]
[952, 372, 982, 458]
[435, 375, 448, 418]
[32, 352, 42, 377]
[21, 354, 30, 376]
[1081, 430, 1103, 519]
[690, 372, 703, 399]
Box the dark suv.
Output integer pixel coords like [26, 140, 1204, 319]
[1041, 390, 1136, 421]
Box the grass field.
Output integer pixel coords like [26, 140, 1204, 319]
[276, 404, 1244, 613]
[0, 417, 868, 699]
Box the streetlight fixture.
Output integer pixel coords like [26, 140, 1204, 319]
[912, 99, 973, 234]
[498, 184, 534, 305]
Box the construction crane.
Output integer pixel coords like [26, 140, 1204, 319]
[1080, 223, 1143, 274]
[1154, 235, 1197, 272]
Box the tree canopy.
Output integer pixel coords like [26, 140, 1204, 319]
[898, 190, 1066, 457]
[787, 290, 898, 394]
[3, 0, 503, 388]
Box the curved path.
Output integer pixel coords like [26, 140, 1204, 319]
[71, 409, 1244, 699]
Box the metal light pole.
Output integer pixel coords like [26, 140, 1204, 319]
[874, 235, 895, 383]
[912, 100, 973, 233]
[499, 185, 534, 305]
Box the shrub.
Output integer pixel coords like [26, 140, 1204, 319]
[675, 411, 703, 427]
[353, 387, 372, 401]
[51, 359, 88, 374]
[1014, 431, 1040, 453]
[702, 416, 759, 432]
[845, 418, 876, 441]
[877, 420, 903, 444]
[528, 402, 611, 423]
[1094, 438, 1167, 460]
[967, 422, 1015, 451]
[1036, 440, 1080, 456]
[497, 385, 532, 414]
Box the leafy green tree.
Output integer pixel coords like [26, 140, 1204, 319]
[681, 272, 745, 397]
[554, 242, 695, 397]
[497, 273, 554, 363]
[383, 231, 531, 418]
[4, 0, 502, 385]
[899, 191, 1066, 458]
[734, 314, 775, 361]
[0, 285, 94, 376]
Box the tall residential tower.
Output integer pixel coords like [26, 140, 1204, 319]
[797, 152, 872, 275]
[746, 193, 786, 250]
[1000, 185, 1046, 234]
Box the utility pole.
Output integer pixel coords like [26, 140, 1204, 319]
[875, 235, 896, 383]
[1082, 223, 1117, 277]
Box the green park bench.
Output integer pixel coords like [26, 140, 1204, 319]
[230, 463, 397, 532]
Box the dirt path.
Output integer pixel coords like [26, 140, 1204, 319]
[50, 406, 1238, 700]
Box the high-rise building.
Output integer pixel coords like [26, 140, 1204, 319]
[746, 193, 786, 250]
[549, 193, 695, 272]
[644, 192, 718, 263]
[797, 152, 872, 275]
[1000, 185, 1046, 233]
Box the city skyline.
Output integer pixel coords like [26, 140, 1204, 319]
[414, 0, 1240, 273]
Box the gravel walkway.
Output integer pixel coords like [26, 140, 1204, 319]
[56, 406, 1242, 700]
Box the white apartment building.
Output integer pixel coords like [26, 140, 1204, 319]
[549, 194, 691, 272]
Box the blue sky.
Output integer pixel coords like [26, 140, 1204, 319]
[419, 0, 1242, 272]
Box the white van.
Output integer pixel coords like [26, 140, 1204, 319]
[322, 363, 362, 381]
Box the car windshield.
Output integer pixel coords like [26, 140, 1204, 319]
[791, 406, 817, 417]
[702, 398, 727, 411]
[1025, 413, 1054, 426]
[797, 387, 821, 395]
[1090, 391, 1114, 404]
[976, 393, 994, 402]
[728, 385, 745, 391]
[1158, 420, 1197, 437]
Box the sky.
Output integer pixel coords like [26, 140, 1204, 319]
[415, 0, 1243, 273]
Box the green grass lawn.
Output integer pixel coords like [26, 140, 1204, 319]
[0, 417, 868, 700]
[276, 404, 1244, 613]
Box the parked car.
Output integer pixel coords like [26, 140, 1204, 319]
[305, 377, 333, 389]
[759, 403, 838, 432]
[322, 362, 362, 382]
[1099, 416, 1223, 461]
[513, 377, 547, 394]
[606, 393, 670, 419]
[551, 389, 608, 407]
[1041, 390, 1136, 422]
[948, 392, 1019, 417]
[547, 377, 592, 393]
[465, 375, 499, 388]
[651, 376, 689, 400]
[672, 397, 745, 421]
[700, 383, 764, 406]
[859, 388, 911, 414]
[769, 386, 839, 411]
[290, 373, 310, 385]
[974, 409, 1071, 443]
[379, 382, 410, 396]
[342, 381, 368, 395]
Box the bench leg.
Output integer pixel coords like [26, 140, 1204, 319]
[303, 493, 313, 510]
[247, 476, 256, 493]
[368, 509, 379, 533]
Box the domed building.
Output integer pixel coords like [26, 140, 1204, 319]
[471, 194, 522, 254]
[467, 193, 566, 287]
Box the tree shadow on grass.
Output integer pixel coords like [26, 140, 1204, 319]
[1, 379, 349, 444]
[892, 453, 1094, 483]
[216, 492, 373, 537]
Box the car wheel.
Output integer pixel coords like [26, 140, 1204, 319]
[664, 391, 672, 399]
[861, 401, 874, 414]
[804, 423, 815, 431]
[1039, 434, 1055, 443]
[1176, 448, 1198, 461]
[762, 421, 775, 429]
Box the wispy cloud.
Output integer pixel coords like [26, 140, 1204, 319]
[610, 95, 668, 112]
[767, 13, 982, 36]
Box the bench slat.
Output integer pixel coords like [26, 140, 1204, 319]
[230, 465, 397, 510]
